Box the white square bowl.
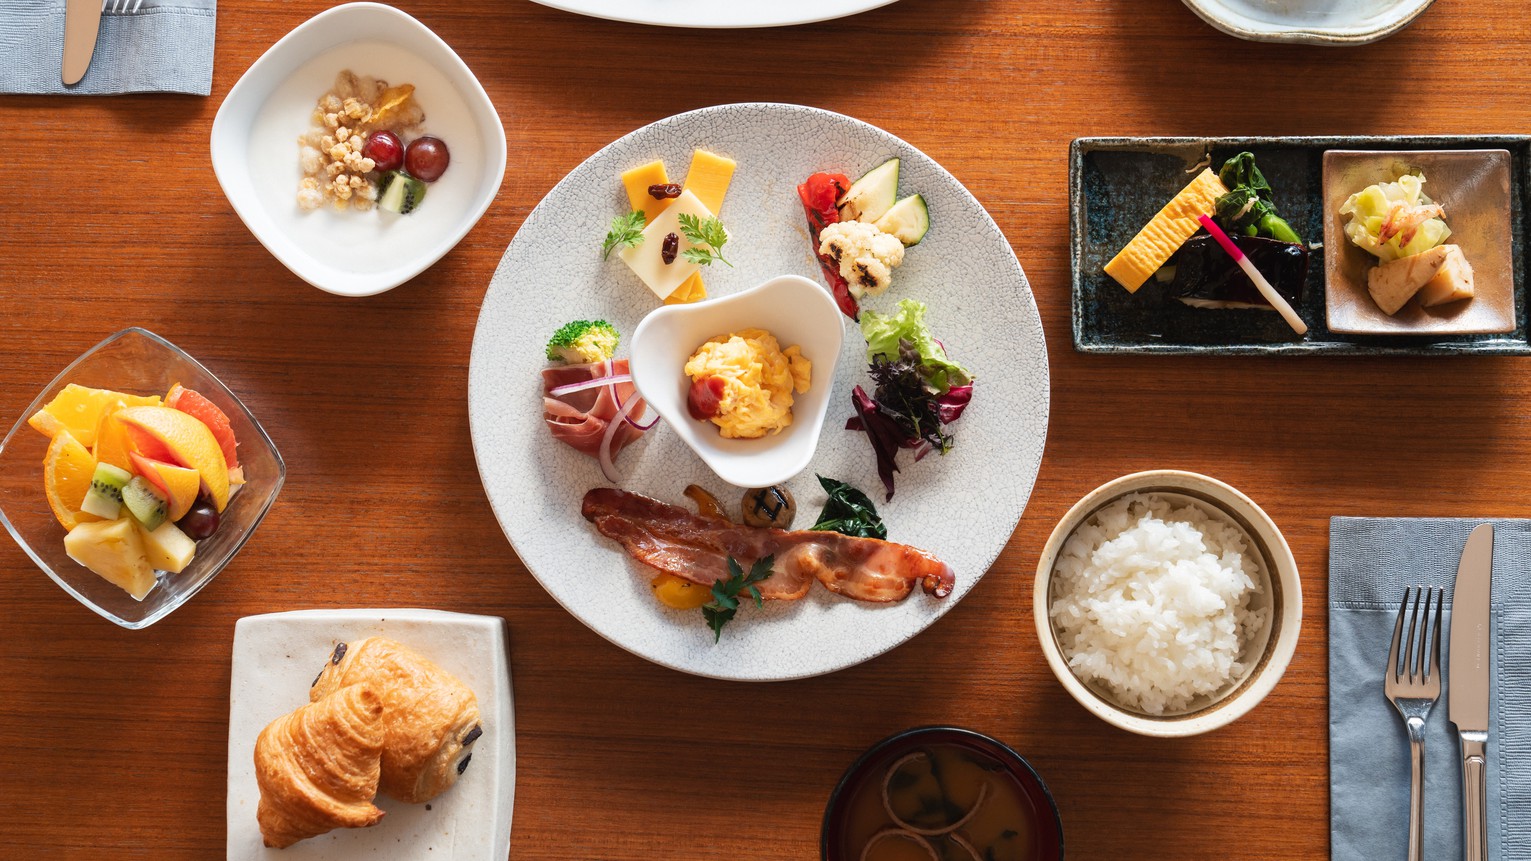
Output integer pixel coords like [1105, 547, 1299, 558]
[227, 608, 514, 860]
[628, 273, 845, 488]
[210, 3, 506, 296]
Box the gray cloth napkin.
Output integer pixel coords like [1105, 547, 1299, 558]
[0, 0, 215, 95]
[1329, 518, 1526, 860]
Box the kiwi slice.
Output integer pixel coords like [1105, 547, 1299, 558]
[81, 463, 131, 520]
[378, 170, 427, 215]
[122, 476, 168, 531]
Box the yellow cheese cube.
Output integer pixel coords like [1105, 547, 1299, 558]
[1104, 168, 1229, 293]
[622, 160, 672, 222]
[664, 273, 708, 305]
[683, 149, 737, 215]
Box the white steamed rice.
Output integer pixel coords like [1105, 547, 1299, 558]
[1049, 493, 1266, 715]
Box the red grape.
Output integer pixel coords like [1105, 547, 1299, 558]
[405, 136, 450, 182]
[177, 503, 221, 541]
[363, 130, 404, 173]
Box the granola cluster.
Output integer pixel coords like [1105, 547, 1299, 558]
[297, 70, 424, 212]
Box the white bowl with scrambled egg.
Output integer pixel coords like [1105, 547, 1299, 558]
[629, 274, 845, 488]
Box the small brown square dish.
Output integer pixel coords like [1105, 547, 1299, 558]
[1323, 149, 1515, 335]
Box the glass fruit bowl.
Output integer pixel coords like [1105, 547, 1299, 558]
[0, 328, 284, 628]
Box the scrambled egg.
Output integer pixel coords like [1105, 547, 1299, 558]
[684, 328, 811, 439]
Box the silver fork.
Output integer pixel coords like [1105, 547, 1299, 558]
[101, 0, 144, 13]
[1384, 585, 1444, 861]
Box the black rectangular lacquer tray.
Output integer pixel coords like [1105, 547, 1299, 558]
[1070, 136, 1531, 355]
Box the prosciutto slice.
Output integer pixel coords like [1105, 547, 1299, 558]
[543, 359, 648, 458]
[582, 488, 955, 603]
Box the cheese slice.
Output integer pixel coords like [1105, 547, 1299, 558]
[1104, 169, 1229, 293]
[683, 149, 737, 215]
[622, 160, 672, 222]
[664, 273, 708, 305]
[619, 189, 714, 300]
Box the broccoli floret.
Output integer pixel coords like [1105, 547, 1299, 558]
[545, 320, 620, 364]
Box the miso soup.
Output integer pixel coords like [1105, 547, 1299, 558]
[834, 741, 1050, 861]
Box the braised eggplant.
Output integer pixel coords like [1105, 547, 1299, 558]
[1167, 234, 1308, 310]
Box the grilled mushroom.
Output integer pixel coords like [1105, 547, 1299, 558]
[741, 485, 795, 528]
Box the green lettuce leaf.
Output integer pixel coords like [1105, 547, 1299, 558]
[860, 299, 973, 393]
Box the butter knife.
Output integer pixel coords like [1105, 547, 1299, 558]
[1449, 523, 1493, 861]
[62, 0, 104, 86]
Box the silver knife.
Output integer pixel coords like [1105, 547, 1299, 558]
[1449, 522, 1493, 861]
[62, 0, 104, 86]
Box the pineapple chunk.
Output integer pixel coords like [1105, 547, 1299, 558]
[64, 518, 156, 600]
[138, 520, 197, 574]
[1105, 169, 1229, 293]
[1367, 244, 1451, 315]
[1417, 245, 1475, 308]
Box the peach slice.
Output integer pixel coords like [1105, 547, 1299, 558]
[128, 452, 201, 522]
[115, 406, 229, 512]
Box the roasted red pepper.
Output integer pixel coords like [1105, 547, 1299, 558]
[797, 172, 859, 319]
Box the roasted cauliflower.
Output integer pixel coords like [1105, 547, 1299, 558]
[818, 220, 905, 299]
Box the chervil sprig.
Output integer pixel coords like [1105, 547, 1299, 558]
[678, 213, 733, 268]
[602, 210, 646, 260]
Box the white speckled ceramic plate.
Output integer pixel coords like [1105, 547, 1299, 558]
[1180, 0, 1435, 44]
[227, 609, 514, 860]
[468, 104, 1048, 681]
[528, 0, 897, 28]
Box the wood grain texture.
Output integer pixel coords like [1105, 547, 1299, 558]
[1, 0, 1527, 857]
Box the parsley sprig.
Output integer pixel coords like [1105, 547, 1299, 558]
[702, 555, 774, 642]
[602, 210, 646, 260]
[678, 213, 733, 268]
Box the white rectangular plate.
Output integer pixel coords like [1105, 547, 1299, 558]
[227, 608, 514, 860]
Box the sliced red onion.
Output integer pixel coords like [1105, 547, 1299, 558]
[598, 394, 642, 484]
[624, 411, 660, 431]
[607, 374, 659, 431]
[549, 373, 632, 398]
[859, 828, 938, 861]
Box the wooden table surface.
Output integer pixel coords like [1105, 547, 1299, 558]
[3, 0, 1528, 857]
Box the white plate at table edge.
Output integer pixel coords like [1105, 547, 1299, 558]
[1180, 0, 1435, 45]
[468, 102, 1049, 681]
[226, 608, 514, 860]
[528, 0, 898, 28]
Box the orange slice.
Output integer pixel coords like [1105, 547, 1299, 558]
[29, 384, 161, 446]
[44, 430, 101, 530]
[115, 406, 229, 512]
[92, 408, 135, 472]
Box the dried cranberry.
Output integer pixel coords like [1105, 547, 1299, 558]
[648, 183, 683, 200]
[661, 232, 679, 264]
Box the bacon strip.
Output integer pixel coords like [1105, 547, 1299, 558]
[581, 488, 955, 603]
[543, 359, 647, 458]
